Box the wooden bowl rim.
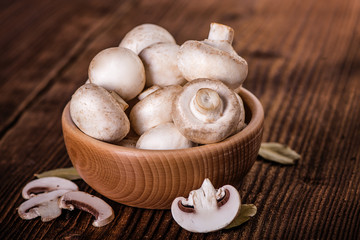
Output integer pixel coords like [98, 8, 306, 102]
[62, 87, 264, 155]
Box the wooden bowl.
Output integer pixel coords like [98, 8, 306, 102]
[62, 88, 264, 209]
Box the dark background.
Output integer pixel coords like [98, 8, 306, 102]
[0, 0, 359, 239]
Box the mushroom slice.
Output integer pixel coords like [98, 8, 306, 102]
[172, 79, 240, 144]
[177, 23, 248, 89]
[18, 189, 71, 222]
[22, 177, 78, 199]
[130, 85, 182, 136]
[59, 191, 114, 227]
[171, 178, 241, 233]
[119, 23, 176, 54]
[136, 122, 195, 150]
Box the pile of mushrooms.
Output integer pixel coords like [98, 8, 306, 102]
[69, 22, 248, 150]
[18, 177, 114, 227]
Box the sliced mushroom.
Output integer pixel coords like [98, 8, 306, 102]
[22, 177, 78, 199]
[177, 23, 248, 89]
[136, 122, 195, 150]
[171, 178, 241, 233]
[18, 189, 71, 222]
[59, 191, 114, 227]
[139, 42, 186, 87]
[172, 79, 240, 144]
[70, 83, 130, 143]
[130, 85, 182, 136]
[88, 47, 145, 101]
[119, 23, 176, 54]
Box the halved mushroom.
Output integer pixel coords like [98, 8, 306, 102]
[88, 47, 145, 101]
[130, 85, 182, 136]
[70, 83, 130, 143]
[22, 177, 78, 199]
[177, 23, 248, 89]
[59, 191, 114, 227]
[18, 189, 71, 222]
[171, 178, 241, 233]
[172, 79, 240, 144]
[119, 23, 176, 54]
[139, 42, 186, 87]
[136, 123, 195, 150]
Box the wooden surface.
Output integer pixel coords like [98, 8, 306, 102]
[0, 0, 359, 239]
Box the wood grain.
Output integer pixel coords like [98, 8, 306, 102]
[0, 0, 359, 239]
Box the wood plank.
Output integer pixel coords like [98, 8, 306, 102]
[0, 0, 359, 239]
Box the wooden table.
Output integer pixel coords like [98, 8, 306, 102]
[1, 0, 359, 239]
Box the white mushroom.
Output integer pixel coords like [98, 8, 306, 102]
[177, 23, 248, 89]
[18, 189, 71, 222]
[70, 83, 130, 143]
[233, 92, 246, 133]
[172, 79, 240, 144]
[130, 85, 182, 136]
[59, 191, 114, 227]
[118, 138, 137, 148]
[88, 47, 145, 101]
[136, 123, 195, 150]
[22, 177, 78, 199]
[171, 178, 241, 233]
[119, 23, 176, 54]
[139, 42, 186, 87]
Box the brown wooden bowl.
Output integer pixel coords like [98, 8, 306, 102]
[62, 88, 264, 209]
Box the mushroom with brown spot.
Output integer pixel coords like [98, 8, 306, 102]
[136, 122, 195, 150]
[130, 85, 182, 136]
[172, 79, 240, 144]
[139, 42, 186, 87]
[88, 47, 145, 101]
[22, 177, 78, 199]
[18, 189, 71, 222]
[70, 83, 130, 143]
[177, 23, 248, 89]
[59, 191, 114, 227]
[171, 178, 241, 233]
[119, 23, 176, 55]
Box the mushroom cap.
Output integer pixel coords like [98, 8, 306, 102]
[233, 92, 246, 133]
[136, 122, 194, 150]
[119, 23, 176, 54]
[171, 179, 241, 233]
[22, 177, 78, 199]
[130, 85, 182, 136]
[88, 47, 145, 101]
[70, 83, 130, 143]
[18, 189, 71, 221]
[59, 191, 114, 227]
[177, 41, 248, 89]
[172, 79, 240, 144]
[139, 42, 186, 87]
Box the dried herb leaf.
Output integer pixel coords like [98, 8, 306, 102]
[258, 142, 301, 165]
[35, 167, 81, 180]
[225, 204, 257, 229]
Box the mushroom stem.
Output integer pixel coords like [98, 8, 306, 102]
[109, 91, 129, 111]
[190, 88, 223, 123]
[207, 23, 234, 44]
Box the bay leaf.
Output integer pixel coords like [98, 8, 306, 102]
[258, 142, 301, 165]
[34, 167, 81, 180]
[225, 204, 257, 229]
